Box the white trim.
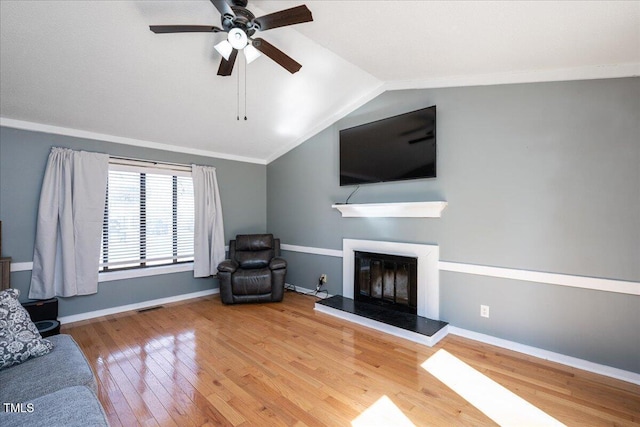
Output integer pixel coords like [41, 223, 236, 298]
[385, 62, 640, 91]
[12, 247, 639, 295]
[98, 262, 194, 282]
[9, 261, 194, 279]
[10, 262, 33, 272]
[439, 261, 640, 296]
[0, 117, 266, 165]
[280, 244, 639, 296]
[332, 201, 447, 218]
[59, 288, 219, 325]
[314, 302, 448, 347]
[448, 326, 640, 386]
[281, 244, 343, 258]
[342, 239, 440, 319]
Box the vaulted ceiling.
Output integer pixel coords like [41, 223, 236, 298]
[1, 1, 638, 164]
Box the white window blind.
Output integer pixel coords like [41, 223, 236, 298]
[100, 164, 194, 271]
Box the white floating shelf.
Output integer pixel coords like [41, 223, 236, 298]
[331, 201, 448, 218]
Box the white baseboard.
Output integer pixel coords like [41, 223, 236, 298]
[59, 288, 219, 325]
[59, 283, 322, 325]
[449, 326, 640, 386]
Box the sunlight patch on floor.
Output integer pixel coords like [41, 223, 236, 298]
[422, 349, 565, 427]
[351, 395, 415, 427]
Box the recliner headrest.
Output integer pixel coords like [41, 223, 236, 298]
[235, 234, 274, 251]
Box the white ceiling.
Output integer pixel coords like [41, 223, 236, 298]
[1, 1, 638, 164]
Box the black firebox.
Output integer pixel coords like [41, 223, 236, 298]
[354, 251, 418, 315]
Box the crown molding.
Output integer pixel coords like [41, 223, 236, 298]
[0, 117, 267, 165]
[385, 62, 640, 91]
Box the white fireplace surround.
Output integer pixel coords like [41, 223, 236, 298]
[342, 239, 440, 320]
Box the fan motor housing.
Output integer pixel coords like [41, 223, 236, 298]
[224, 5, 257, 35]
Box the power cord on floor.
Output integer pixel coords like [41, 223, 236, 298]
[285, 283, 329, 299]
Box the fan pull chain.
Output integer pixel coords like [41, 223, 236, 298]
[236, 59, 240, 121]
[244, 55, 248, 121]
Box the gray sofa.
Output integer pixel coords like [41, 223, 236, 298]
[0, 334, 109, 427]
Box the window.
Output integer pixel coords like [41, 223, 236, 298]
[100, 163, 194, 272]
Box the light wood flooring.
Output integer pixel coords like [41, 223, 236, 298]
[63, 292, 640, 426]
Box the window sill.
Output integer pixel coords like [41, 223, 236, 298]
[99, 262, 194, 283]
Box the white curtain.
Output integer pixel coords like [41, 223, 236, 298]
[192, 164, 225, 277]
[29, 147, 109, 299]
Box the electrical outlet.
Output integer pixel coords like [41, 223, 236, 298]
[480, 305, 490, 318]
[317, 274, 327, 291]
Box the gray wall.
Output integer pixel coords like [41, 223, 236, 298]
[0, 127, 266, 316]
[267, 77, 640, 373]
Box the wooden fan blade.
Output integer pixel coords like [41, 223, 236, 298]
[150, 25, 223, 34]
[253, 5, 313, 31]
[251, 38, 302, 74]
[217, 49, 238, 76]
[209, 0, 234, 18]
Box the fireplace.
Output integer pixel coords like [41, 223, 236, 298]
[354, 251, 418, 314]
[342, 239, 440, 319]
[315, 239, 447, 347]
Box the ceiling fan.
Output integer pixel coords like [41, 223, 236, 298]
[150, 0, 313, 76]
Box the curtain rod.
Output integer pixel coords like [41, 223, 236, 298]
[109, 155, 192, 172]
[109, 155, 190, 168]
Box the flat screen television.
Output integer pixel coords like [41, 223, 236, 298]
[339, 105, 436, 186]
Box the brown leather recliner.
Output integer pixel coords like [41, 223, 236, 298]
[217, 234, 287, 304]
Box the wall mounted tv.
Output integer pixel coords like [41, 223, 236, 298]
[339, 105, 436, 186]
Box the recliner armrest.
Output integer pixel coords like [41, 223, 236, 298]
[269, 257, 287, 270]
[217, 260, 239, 273]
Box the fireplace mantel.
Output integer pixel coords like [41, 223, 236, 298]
[331, 201, 447, 218]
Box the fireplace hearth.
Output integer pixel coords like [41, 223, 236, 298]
[316, 295, 448, 346]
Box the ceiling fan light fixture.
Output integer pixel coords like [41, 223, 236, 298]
[244, 44, 261, 64]
[228, 28, 248, 50]
[214, 40, 233, 60]
[150, 2, 314, 76]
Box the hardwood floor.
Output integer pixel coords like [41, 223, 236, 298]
[63, 292, 640, 426]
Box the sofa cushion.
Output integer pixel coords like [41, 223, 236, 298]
[0, 385, 109, 427]
[0, 334, 96, 403]
[0, 289, 53, 371]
